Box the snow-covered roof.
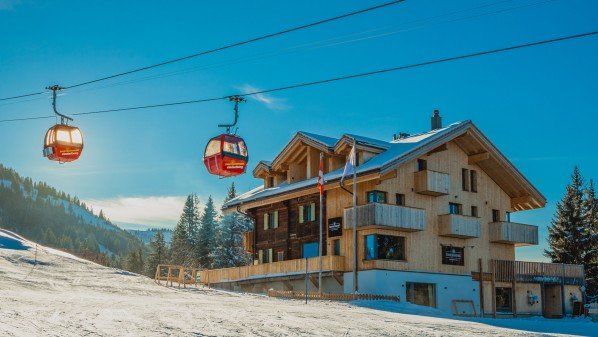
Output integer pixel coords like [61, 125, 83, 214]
[225, 122, 468, 209]
[297, 131, 338, 148]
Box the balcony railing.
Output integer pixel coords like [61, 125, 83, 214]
[414, 170, 450, 196]
[438, 214, 481, 238]
[198, 255, 346, 285]
[344, 203, 425, 231]
[490, 259, 584, 285]
[489, 221, 538, 246]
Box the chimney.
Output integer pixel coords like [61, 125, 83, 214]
[431, 109, 442, 130]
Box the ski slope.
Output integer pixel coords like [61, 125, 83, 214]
[0, 229, 594, 337]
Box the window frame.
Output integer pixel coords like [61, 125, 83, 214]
[449, 202, 463, 215]
[364, 234, 406, 261]
[471, 205, 478, 218]
[492, 209, 500, 222]
[366, 190, 387, 204]
[299, 203, 317, 223]
[417, 159, 427, 171]
[470, 170, 478, 193]
[395, 193, 405, 206]
[332, 239, 341, 256]
[461, 168, 470, 191]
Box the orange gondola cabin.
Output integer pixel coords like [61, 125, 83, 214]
[203, 134, 248, 177]
[43, 124, 84, 163]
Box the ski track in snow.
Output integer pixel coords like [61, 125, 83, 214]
[0, 229, 595, 337]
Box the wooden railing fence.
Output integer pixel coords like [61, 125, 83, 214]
[267, 289, 400, 302]
[155, 264, 202, 288]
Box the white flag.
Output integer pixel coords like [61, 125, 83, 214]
[340, 142, 356, 185]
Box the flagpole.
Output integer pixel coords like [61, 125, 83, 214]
[352, 139, 358, 295]
[318, 152, 323, 295]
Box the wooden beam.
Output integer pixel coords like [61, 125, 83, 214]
[511, 195, 534, 209]
[333, 271, 344, 286]
[468, 152, 490, 164]
[427, 144, 447, 155]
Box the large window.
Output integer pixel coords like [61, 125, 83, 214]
[406, 282, 436, 308]
[302, 242, 319, 259]
[367, 190, 387, 204]
[496, 287, 513, 313]
[449, 203, 462, 215]
[299, 203, 316, 223]
[364, 234, 405, 261]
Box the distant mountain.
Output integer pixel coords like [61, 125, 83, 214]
[127, 228, 173, 245]
[0, 164, 146, 267]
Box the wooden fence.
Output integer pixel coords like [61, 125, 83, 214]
[267, 289, 400, 302]
[155, 264, 202, 288]
[199, 255, 345, 285]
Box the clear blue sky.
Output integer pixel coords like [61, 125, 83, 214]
[0, 0, 597, 260]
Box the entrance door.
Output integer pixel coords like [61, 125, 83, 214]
[543, 285, 563, 318]
[495, 287, 513, 313]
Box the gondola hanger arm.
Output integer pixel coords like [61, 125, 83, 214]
[47, 85, 73, 124]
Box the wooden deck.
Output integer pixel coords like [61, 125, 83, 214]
[199, 255, 346, 285]
[344, 203, 425, 231]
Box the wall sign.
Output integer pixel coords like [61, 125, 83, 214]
[328, 217, 342, 237]
[442, 246, 464, 266]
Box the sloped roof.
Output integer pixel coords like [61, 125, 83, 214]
[226, 121, 546, 211]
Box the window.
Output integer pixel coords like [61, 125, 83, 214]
[395, 193, 405, 206]
[302, 242, 319, 259]
[364, 234, 405, 261]
[449, 203, 462, 215]
[70, 129, 83, 144]
[492, 209, 500, 222]
[470, 170, 478, 193]
[56, 130, 70, 142]
[205, 140, 221, 157]
[332, 239, 341, 256]
[263, 211, 279, 230]
[417, 159, 427, 171]
[406, 282, 436, 308]
[277, 251, 284, 262]
[367, 190, 387, 204]
[299, 203, 316, 223]
[461, 168, 470, 191]
[471, 206, 478, 217]
[259, 248, 273, 264]
[496, 287, 513, 313]
[506, 211, 511, 222]
[268, 177, 274, 188]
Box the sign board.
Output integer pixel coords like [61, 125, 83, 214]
[328, 217, 342, 237]
[442, 246, 464, 266]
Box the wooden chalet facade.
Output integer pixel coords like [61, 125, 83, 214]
[201, 111, 585, 317]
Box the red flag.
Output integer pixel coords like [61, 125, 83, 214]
[317, 152, 324, 195]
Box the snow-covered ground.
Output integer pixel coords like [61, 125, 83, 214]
[0, 229, 595, 337]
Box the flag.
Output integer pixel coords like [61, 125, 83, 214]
[340, 142, 356, 185]
[317, 152, 324, 195]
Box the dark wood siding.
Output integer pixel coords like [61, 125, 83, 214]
[248, 193, 327, 262]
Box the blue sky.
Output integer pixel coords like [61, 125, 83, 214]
[0, 0, 597, 260]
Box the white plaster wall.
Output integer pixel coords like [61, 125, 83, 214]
[344, 270, 481, 314]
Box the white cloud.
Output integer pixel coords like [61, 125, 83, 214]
[84, 196, 187, 228]
[238, 84, 289, 110]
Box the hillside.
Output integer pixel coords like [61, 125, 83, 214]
[128, 228, 173, 245]
[0, 228, 594, 337]
[0, 164, 145, 266]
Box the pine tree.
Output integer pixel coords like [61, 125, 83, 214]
[545, 167, 586, 265]
[126, 248, 144, 274]
[179, 194, 201, 244]
[197, 196, 218, 268]
[170, 220, 191, 266]
[145, 231, 168, 277]
[582, 179, 598, 297]
[224, 182, 237, 203]
[212, 212, 252, 268]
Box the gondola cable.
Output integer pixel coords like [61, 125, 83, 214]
[0, 30, 596, 124]
[0, 0, 406, 102]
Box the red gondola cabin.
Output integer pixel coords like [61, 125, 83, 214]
[203, 134, 248, 177]
[43, 124, 84, 163]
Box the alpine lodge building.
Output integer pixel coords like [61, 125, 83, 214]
[200, 111, 585, 318]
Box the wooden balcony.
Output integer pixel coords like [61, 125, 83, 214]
[344, 203, 425, 231]
[414, 170, 450, 196]
[198, 255, 346, 285]
[489, 221, 538, 246]
[490, 260, 584, 285]
[438, 214, 481, 238]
